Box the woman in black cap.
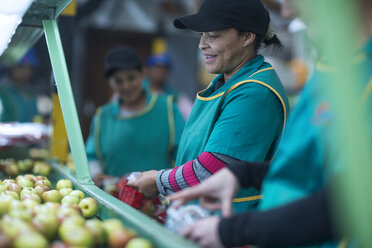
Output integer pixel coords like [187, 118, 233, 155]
[130, 0, 289, 212]
[85, 46, 185, 187]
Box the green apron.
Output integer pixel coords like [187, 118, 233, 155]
[86, 93, 180, 176]
[176, 55, 289, 212]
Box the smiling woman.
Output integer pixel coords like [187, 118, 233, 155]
[85, 46, 185, 187]
[130, 0, 289, 213]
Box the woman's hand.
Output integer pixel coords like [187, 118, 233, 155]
[181, 216, 224, 248]
[168, 168, 239, 217]
[127, 170, 159, 198]
[93, 173, 112, 188]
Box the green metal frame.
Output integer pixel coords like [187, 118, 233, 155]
[0, 0, 72, 66]
[43, 19, 92, 185]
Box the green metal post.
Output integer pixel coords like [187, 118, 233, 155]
[42, 19, 93, 185]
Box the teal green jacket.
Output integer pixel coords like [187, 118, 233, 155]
[259, 38, 372, 248]
[85, 92, 185, 176]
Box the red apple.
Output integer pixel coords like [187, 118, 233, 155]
[78, 197, 99, 218]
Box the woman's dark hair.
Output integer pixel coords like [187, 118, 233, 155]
[237, 29, 282, 51]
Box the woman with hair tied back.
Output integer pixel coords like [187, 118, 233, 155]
[130, 0, 289, 213]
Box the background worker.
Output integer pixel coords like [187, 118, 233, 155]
[168, 0, 372, 247]
[143, 53, 193, 120]
[85, 46, 185, 187]
[0, 49, 41, 122]
[130, 0, 289, 212]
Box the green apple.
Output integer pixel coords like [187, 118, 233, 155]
[34, 205, 55, 216]
[85, 219, 107, 245]
[34, 185, 50, 197]
[56, 179, 73, 190]
[108, 228, 137, 248]
[1, 216, 33, 238]
[34, 180, 53, 189]
[17, 159, 34, 172]
[0, 185, 7, 194]
[8, 208, 32, 222]
[13, 231, 48, 248]
[126, 238, 152, 248]
[61, 194, 80, 206]
[59, 225, 93, 247]
[20, 187, 36, 198]
[17, 177, 34, 188]
[79, 197, 99, 218]
[57, 206, 81, 224]
[1, 179, 15, 188]
[2, 191, 19, 200]
[62, 215, 86, 226]
[4, 162, 19, 176]
[102, 219, 124, 235]
[42, 190, 61, 203]
[23, 174, 37, 183]
[45, 201, 61, 210]
[21, 193, 41, 203]
[70, 190, 85, 201]
[32, 161, 51, 176]
[0, 194, 14, 215]
[32, 213, 59, 240]
[22, 199, 39, 210]
[7, 183, 22, 195]
[59, 188, 73, 198]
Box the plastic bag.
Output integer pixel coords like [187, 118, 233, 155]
[166, 203, 210, 234]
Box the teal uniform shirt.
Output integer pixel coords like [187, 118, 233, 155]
[259, 38, 372, 248]
[0, 79, 38, 122]
[85, 92, 185, 176]
[176, 55, 289, 209]
[0, 86, 17, 122]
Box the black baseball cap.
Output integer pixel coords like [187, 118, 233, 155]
[174, 0, 270, 36]
[104, 46, 142, 78]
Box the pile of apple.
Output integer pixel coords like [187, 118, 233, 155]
[0, 161, 153, 248]
[0, 159, 51, 177]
